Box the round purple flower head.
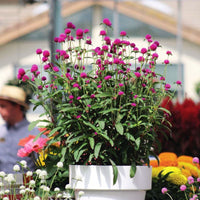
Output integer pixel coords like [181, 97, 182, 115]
[103, 18, 112, 27]
[120, 31, 127, 36]
[67, 22, 76, 29]
[43, 50, 50, 58]
[31, 64, 38, 73]
[36, 48, 42, 54]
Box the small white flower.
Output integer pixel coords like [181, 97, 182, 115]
[0, 171, 6, 178]
[26, 171, 33, 177]
[6, 174, 15, 183]
[4, 189, 10, 194]
[19, 185, 25, 190]
[63, 192, 71, 198]
[35, 169, 42, 175]
[25, 188, 30, 192]
[78, 191, 85, 197]
[40, 185, 50, 192]
[56, 193, 63, 198]
[0, 191, 5, 195]
[54, 187, 60, 192]
[56, 161, 63, 168]
[29, 180, 35, 186]
[3, 197, 9, 200]
[13, 164, 20, 172]
[75, 175, 82, 181]
[39, 170, 47, 180]
[65, 184, 71, 190]
[19, 189, 26, 194]
[34, 196, 41, 200]
[40, 179, 46, 184]
[20, 160, 27, 168]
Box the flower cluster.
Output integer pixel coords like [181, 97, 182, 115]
[0, 160, 83, 200]
[145, 152, 200, 200]
[17, 18, 180, 185]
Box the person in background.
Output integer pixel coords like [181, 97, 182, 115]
[0, 85, 39, 173]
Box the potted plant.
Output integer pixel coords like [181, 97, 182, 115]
[17, 18, 181, 200]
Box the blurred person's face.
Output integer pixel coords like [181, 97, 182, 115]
[0, 100, 20, 125]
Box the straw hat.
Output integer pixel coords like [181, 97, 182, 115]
[0, 85, 29, 110]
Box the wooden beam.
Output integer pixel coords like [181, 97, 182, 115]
[0, 0, 200, 46]
[96, 0, 200, 45]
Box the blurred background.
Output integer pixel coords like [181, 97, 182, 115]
[0, 0, 200, 124]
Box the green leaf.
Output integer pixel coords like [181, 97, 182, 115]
[98, 120, 105, 129]
[28, 120, 40, 131]
[109, 159, 118, 185]
[88, 137, 95, 149]
[48, 127, 61, 137]
[130, 163, 136, 178]
[94, 143, 102, 158]
[115, 123, 124, 135]
[135, 138, 141, 150]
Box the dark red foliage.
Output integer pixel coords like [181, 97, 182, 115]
[159, 97, 200, 157]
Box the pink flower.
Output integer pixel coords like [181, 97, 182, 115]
[76, 115, 81, 119]
[36, 48, 42, 54]
[188, 176, 194, 184]
[145, 34, 151, 40]
[120, 31, 126, 36]
[42, 57, 48, 62]
[41, 76, 47, 81]
[166, 50, 172, 55]
[17, 148, 30, 157]
[104, 75, 112, 80]
[53, 66, 59, 72]
[160, 76, 165, 81]
[18, 68, 25, 76]
[103, 18, 112, 27]
[31, 64, 38, 73]
[176, 80, 182, 85]
[161, 187, 168, 194]
[87, 104, 91, 107]
[138, 56, 144, 62]
[165, 84, 171, 91]
[44, 64, 50, 70]
[67, 22, 76, 29]
[76, 28, 83, 37]
[77, 96, 81, 100]
[193, 157, 199, 164]
[141, 48, 147, 54]
[100, 30, 107, 36]
[131, 103, 136, 107]
[164, 59, 169, 64]
[22, 75, 29, 82]
[152, 53, 159, 60]
[90, 94, 95, 98]
[97, 85, 102, 88]
[118, 91, 124, 96]
[134, 72, 141, 78]
[69, 95, 74, 100]
[180, 185, 187, 191]
[84, 29, 89, 33]
[150, 43, 157, 51]
[73, 83, 79, 88]
[119, 83, 124, 87]
[65, 28, 71, 34]
[43, 50, 50, 58]
[80, 72, 87, 78]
